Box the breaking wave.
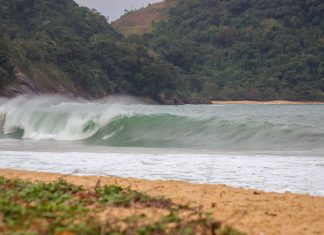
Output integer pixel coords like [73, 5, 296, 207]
[0, 96, 323, 151]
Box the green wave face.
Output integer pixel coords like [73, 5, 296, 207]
[86, 114, 324, 151]
[1, 96, 324, 151]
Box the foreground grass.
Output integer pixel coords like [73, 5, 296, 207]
[0, 177, 244, 235]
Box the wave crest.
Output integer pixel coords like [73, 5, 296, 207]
[1, 96, 323, 151]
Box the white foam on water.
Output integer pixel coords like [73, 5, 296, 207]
[0, 150, 323, 196]
[1, 96, 324, 196]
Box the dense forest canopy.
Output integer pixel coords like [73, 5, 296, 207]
[141, 0, 324, 101]
[1, 0, 323, 102]
[0, 0, 180, 99]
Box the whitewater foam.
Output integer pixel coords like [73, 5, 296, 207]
[0, 95, 324, 195]
[0, 96, 323, 151]
[0, 150, 323, 196]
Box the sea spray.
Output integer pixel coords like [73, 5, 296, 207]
[0, 95, 323, 151]
[1, 96, 324, 195]
[0, 95, 140, 140]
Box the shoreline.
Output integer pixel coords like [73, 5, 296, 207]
[1, 169, 324, 235]
[211, 100, 324, 105]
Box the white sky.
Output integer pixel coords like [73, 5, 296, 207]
[74, 0, 163, 21]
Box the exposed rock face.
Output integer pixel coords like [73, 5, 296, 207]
[1, 73, 42, 97]
[0, 73, 211, 105]
[0, 72, 92, 99]
[155, 92, 186, 105]
[173, 96, 185, 105]
[0, 72, 210, 105]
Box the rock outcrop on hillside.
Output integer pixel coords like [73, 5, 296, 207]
[0, 0, 180, 102]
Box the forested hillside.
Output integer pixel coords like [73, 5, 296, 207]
[0, 0, 180, 100]
[112, 0, 176, 35]
[1, 0, 323, 102]
[141, 0, 324, 101]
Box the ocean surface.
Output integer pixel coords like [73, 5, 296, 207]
[0, 96, 323, 195]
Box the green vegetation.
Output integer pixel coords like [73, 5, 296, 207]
[0, 177, 244, 234]
[0, 35, 14, 86]
[2, 0, 321, 102]
[141, 0, 324, 101]
[0, 0, 180, 99]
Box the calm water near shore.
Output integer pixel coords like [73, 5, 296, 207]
[0, 96, 323, 195]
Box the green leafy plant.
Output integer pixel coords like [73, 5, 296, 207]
[0, 177, 244, 235]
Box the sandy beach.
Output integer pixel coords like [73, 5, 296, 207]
[211, 100, 324, 105]
[1, 169, 324, 235]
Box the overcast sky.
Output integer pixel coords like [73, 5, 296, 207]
[75, 0, 163, 21]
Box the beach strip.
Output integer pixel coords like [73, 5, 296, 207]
[1, 169, 324, 235]
[212, 100, 324, 105]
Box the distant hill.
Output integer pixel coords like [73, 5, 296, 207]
[0, 0, 180, 101]
[118, 0, 324, 101]
[112, 0, 176, 35]
[2, 0, 323, 103]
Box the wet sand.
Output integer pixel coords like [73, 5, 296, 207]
[212, 100, 324, 105]
[1, 169, 324, 235]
